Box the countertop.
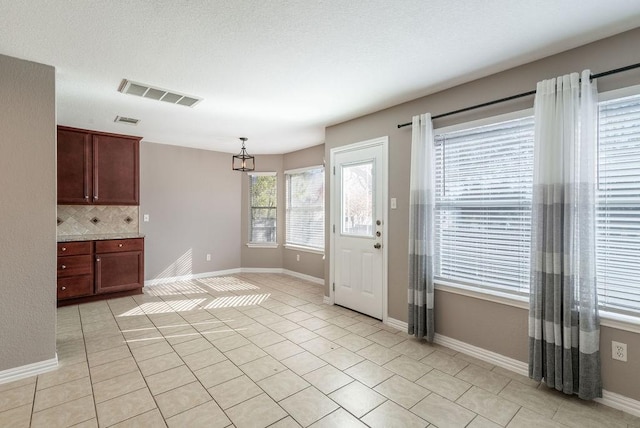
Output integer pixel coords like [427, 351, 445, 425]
[57, 233, 145, 242]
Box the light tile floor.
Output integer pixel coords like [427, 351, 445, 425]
[1, 273, 638, 427]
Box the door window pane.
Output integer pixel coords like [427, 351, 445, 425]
[341, 162, 374, 236]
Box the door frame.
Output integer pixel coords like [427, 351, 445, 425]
[329, 136, 389, 323]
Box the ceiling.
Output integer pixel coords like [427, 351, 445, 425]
[1, 1, 639, 154]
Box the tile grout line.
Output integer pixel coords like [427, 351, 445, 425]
[33, 273, 633, 428]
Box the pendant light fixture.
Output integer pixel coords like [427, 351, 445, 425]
[232, 137, 255, 171]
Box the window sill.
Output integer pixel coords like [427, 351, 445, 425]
[284, 244, 324, 256]
[246, 243, 279, 249]
[600, 311, 640, 334]
[434, 280, 640, 334]
[434, 281, 529, 310]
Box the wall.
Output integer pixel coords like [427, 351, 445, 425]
[282, 145, 326, 280]
[239, 146, 326, 280]
[140, 142, 241, 280]
[0, 54, 57, 372]
[240, 155, 284, 269]
[324, 27, 640, 400]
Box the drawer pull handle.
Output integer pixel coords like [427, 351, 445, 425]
[61, 247, 66, 252]
[118, 243, 123, 247]
[61, 265, 66, 269]
[61, 286, 66, 291]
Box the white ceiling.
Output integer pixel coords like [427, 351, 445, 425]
[1, 1, 639, 154]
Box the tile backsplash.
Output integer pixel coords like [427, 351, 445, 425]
[57, 205, 139, 236]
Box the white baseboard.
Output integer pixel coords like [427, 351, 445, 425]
[385, 317, 408, 332]
[144, 268, 242, 286]
[240, 267, 283, 274]
[323, 296, 332, 305]
[145, 267, 324, 288]
[382, 320, 640, 417]
[0, 355, 58, 385]
[597, 390, 640, 418]
[433, 333, 529, 376]
[282, 269, 324, 285]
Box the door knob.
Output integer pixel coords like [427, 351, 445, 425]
[374, 243, 381, 249]
[61, 265, 66, 269]
[376, 220, 381, 226]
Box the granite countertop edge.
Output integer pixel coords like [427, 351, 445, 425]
[57, 233, 145, 242]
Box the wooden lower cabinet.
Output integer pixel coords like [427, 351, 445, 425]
[57, 238, 144, 305]
[57, 242, 93, 300]
[96, 250, 143, 294]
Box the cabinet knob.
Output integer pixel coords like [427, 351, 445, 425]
[61, 265, 66, 269]
[61, 247, 66, 252]
[61, 286, 66, 291]
[118, 243, 123, 247]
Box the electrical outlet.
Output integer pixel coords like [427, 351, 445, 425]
[296, 254, 300, 262]
[206, 254, 211, 261]
[612, 341, 627, 362]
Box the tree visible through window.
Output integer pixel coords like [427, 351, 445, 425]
[249, 173, 277, 244]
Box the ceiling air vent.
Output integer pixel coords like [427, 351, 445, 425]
[118, 79, 202, 108]
[114, 115, 140, 125]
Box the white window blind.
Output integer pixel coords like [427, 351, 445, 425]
[249, 173, 277, 244]
[434, 116, 534, 295]
[285, 167, 324, 250]
[597, 93, 640, 315]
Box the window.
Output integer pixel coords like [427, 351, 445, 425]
[248, 172, 277, 245]
[285, 166, 324, 251]
[597, 92, 640, 315]
[434, 115, 534, 296]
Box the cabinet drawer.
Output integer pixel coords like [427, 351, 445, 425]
[95, 238, 143, 254]
[58, 241, 91, 256]
[58, 255, 92, 277]
[57, 276, 93, 299]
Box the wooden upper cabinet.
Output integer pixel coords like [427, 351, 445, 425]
[93, 134, 139, 205]
[57, 126, 141, 205]
[57, 128, 92, 204]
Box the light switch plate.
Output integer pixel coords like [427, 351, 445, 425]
[391, 198, 397, 209]
[143, 214, 149, 222]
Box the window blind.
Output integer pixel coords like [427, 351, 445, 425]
[434, 116, 534, 294]
[285, 167, 324, 250]
[597, 93, 640, 315]
[249, 173, 277, 243]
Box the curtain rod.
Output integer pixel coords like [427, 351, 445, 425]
[396, 61, 640, 129]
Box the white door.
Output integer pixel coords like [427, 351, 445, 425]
[332, 139, 387, 320]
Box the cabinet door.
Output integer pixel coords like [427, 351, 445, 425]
[57, 128, 92, 204]
[95, 251, 143, 294]
[93, 135, 139, 205]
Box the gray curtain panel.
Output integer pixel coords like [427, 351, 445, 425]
[408, 113, 435, 342]
[529, 70, 602, 400]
